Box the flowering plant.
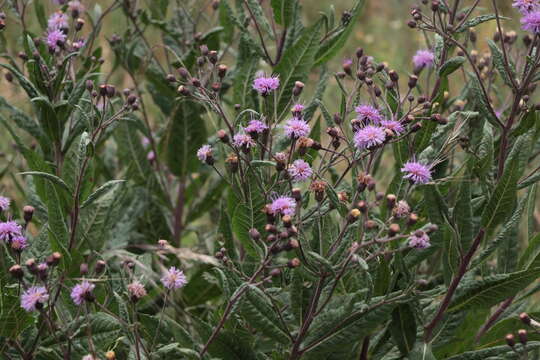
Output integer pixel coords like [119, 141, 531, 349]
[1, 0, 540, 359]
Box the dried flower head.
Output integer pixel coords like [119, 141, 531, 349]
[288, 159, 313, 182]
[161, 267, 187, 290]
[253, 75, 280, 96]
[71, 281, 96, 305]
[21, 286, 49, 312]
[353, 125, 386, 149]
[284, 118, 310, 139]
[401, 160, 432, 184]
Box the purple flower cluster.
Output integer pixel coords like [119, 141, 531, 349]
[288, 159, 313, 182]
[408, 231, 431, 249]
[0, 196, 10, 211]
[380, 120, 405, 135]
[71, 281, 95, 305]
[355, 105, 382, 124]
[353, 125, 386, 149]
[197, 145, 213, 163]
[46, 29, 67, 51]
[161, 267, 187, 290]
[48, 11, 69, 30]
[0, 220, 22, 243]
[413, 49, 435, 69]
[269, 196, 296, 216]
[253, 75, 280, 96]
[21, 286, 49, 312]
[284, 118, 310, 139]
[401, 160, 432, 185]
[522, 10, 540, 33]
[513, 0, 540, 14]
[244, 120, 268, 135]
[233, 133, 256, 149]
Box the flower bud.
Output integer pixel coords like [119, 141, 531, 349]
[386, 194, 396, 209]
[356, 48, 364, 58]
[408, 213, 419, 226]
[191, 78, 201, 87]
[9, 264, 24, 280]
[282, 215, 292, 228]
[75, 18, 85, 31]
[249, 228, 261, 241]
[166, 74, 176, 83]
[388, 223, 400, 236]
[264, 224, 277, 234]
[408, 75, 418, 88]
[105, 351, 116, 360]
[505, 334, 515, 347]
[209, 51, 218, 64]
[37, 263, 48, 281]
[46, 252, 62, 267]
[217, 64, 228, 78]
[518, 329, 527, 345]
[178, 85, 190, 96]
[293, 81, 304, 96]
[80, 263, 89, 275]
[26, 258, 37, 274]
[270, 268, 281, 277]
[356, 200, 368, 213]
[23, 205, 35, 223]
[287, 258, 301, 268]
[127, 94, 137, 105]
[520, 312, 531, 325]
[348, 209, 362, 223]
[292, 188, 302, 202]
[389, 70, 399, 82]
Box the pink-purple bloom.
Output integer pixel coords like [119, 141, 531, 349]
[244, 120, 268, 134]
[71, 281, 95, 305]
[72, 39, 85, 50]
[233, 133, 256, 149]
[197, 145, 213, 162]
[521, 10, 540, 33]
[68, 1, 85, 16]
[408, 231, 431, 249]
[401, 160, 432, 184]
[10, 235, 28, 252]
[0, 221, 22, 242]
[413, 50, 435, 69]
[0, 196, 10, 211]
[291, 104, 305, 114]
[21, 286, 49, 312]
[355, 105, 382, 124]
[253, 75, 280, 96]
[269, 196, 296, 216]
[48, 11, 69, 30]
[284, 118, 310, 139]
[513, 0, 540, 14]
[380, 120, 405, 135]
[46, 29, 67, 50]
[161, 267, 187, 290]
[288, 159, 313, 182]
[353, 125, 386, 149]
[128, 281, 147, 300]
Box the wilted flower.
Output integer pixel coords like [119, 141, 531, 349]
[197, 145, 213, 163]
[353, 125, 386, 149]
[21, 286, 49, 312]
[244, 120, 268, 134]
[46, 29, 67, 50]
[380, 120, 405, 135]
[128, 281, 147, 301]
[408, 231, 431, 249]
[269, 196, 296, 216]
[48, 11, 69, 30]
[413, 49, 435, 69]
[284, 118, 310, 139]
[355, 105, 382, 124]
[288, 159, 313, 182]
[513, 0, 540, 14]
[253, 75, 280, 96]
[233, 133, 256, 149]
[521, 10, 540, 33]
[161, 267, 187, 290]
[10, 235, 28, 252]
[71, 281, 95, 305]
[392, 200, 411, 218]
[401, 160, 432, 184]
[0, 221, 22, 242]
[0, 196, 9, 212]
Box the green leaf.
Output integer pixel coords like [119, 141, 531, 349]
[314, 0, 366, 65]
[232, 204, 261, 258]
[45, 184, 70, 261]
[80, 180, 125, 209]
[468, 73, 499, 128]
[449, 267, 540, 312]
[439, 56, 465, 77]
[271, 0, 296, 26]
[20, 171, 72, 193]
[246, 0, 274, 39]
[446, 342, 540, 359]
[456, 14, 498, 33]
[518, 233, 540, 270]
[488, 40, 516, 88]
[274, 22, 322, 116]
[233, 34, 260, 108]
[389, 304, 417, 356]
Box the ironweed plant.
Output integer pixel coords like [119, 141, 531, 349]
[1, 0, 540, 359]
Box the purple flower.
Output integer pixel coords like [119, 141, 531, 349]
[0, 221, 22, 242]
[269, 196, 296, 216]
[71, 281, 95, 305]
[522, 10, 540, 33]
[48, 11, 69, 30]
[392, 200, 411, 218]
[72, 39, 85, 50]
[288, 159, 313, 182]
[381, 120, 405, 135]
[413, 50, 435, 69]
[147, 150, 156, 161]
[355, 105, 382, 124]
[0, 196, 10, 211]
[284, 118, 310, 139]
[161, 267, 187, 290]
[291, 104, 305, 114]
[46, 29, 67, 50]
[233, 133, 256, 149]
[197, 145, 213, 163]
[10, 235, 28, 252]
[513, 0, 540, 14]
[353, 125, 386, 149]
[253, 75, 280, 96]
[244, 120, 268, 134]
[68, 1, 85, 16]
[21, 286, 49, 312]
[401, 160, 432, 184]
[408, 231, 431, 249]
